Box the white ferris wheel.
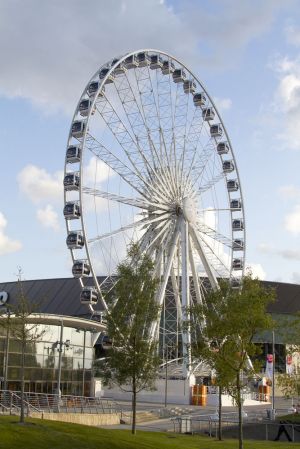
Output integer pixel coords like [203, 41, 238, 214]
[63, 49, 245, 376]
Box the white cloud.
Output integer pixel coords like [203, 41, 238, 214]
[0, 0, 290, 114]
[259, 242, 300, 260]
[213, 97, 232, 112]
[284, 205, 300, 234]
[279, 184, 300, 199]
[285, 22, 300, 47]
[36, 205, 60, 232]
[0, 212, 22, 255]
[246, 263, 266, 280]
[17, 164, 63, 204]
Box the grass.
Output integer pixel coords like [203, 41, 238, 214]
[0, 416, 300, 449]
[278, 413, 300, 423]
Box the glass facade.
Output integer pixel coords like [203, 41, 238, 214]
[0, 322, 95, 396]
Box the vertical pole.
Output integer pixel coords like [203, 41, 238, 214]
[3, 316, 10, 392]
[181, 219, 191, 379]
[82, 330, 86, 397]
[272, 330, 275, 419]
[57, 320, 64, 412]
[164, 346, 168, 408]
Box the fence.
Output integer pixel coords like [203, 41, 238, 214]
[0, 390, 122, 416]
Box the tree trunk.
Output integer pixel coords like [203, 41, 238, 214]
[20, 340, 26, 424]
[237, 373, 243, 449]
[218, 385, 222, 440]
[131, 380, 137, 435]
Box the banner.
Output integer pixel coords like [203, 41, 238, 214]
[265, 353, 273, 378]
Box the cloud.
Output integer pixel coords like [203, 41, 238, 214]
[17, 164, 63, 204]
[213, 97, 232, 112]
[291, 272, 300, 284]
[279, 185, 300, 199]
[0, 212, 22, 255]
[36, 205, 60, 232]
[284, 205, 300, 234]
[285, 22, 300, 47]
[246, 263, 266, 280]
[259, 243, 300, 260]
[0, 0, 289, 114]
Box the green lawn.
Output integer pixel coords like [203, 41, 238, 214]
[0, 416, 299, 449]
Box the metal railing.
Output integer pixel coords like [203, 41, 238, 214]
[0, 390, 122, 415]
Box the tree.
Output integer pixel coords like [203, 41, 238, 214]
[190, 275, 275, 449]
[99, 244, 161, 434]
[0, 269, 46, 424]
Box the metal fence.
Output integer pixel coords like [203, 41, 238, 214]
[0, 390, 121, 415]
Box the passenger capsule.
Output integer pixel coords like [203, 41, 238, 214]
[183, 80, 196, 94]
[217, 142, 229, 155]
[66, 145, 81, 163]
[231, 278, 241, 289]
[88, 81, 105, 97]
[72, 260, 90, 278]
[230, 199, 242, 211]
[66, 231, 84, 249]
[137, 52, 150, 67]
[78, 99, 92, 117]
[63, 173, 80, 191]
[232, 219, 244, 231]
[222, 160, 235, 173]
[63, 202, 81, 220]
[71, 120, 86, 138]
[150, 54, 163, 69]
[202, 108, 215, 121]
[100, 335, 112, 350]
[124, 54, 139, 69]
[111, 58, 126, 75]
[210, 124, 223, 138]
[232, 258, 243, 270]
[161, 60, 175, 75]
[99, 68, 114, 84]
[232, 239, 244, 251]
[173, 68, 187, 83]
[193, 92, 206, 106]
[80, 287, 99, 305]
[227, 179, 239, 192]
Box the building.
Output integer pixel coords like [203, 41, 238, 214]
[0, 277, 299, 396]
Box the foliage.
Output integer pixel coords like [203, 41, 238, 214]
[190, 275, 275, 449]
[0, 269, 46, 423]
[99, 243, 161, 434]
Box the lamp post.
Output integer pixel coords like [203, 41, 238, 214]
[271, 330, 276, 420]
[3, 309, 11, 392]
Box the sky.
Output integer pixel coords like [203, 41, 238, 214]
[1, 0, 300, 284]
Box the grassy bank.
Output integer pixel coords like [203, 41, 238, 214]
[0, 416, 299, 449]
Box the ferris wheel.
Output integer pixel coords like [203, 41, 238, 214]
[63, 49, 245, 375]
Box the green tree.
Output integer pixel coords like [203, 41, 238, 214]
[0, 269, 46, 424]
[99, 244, 160, 434]
[190, 275, 275, 449]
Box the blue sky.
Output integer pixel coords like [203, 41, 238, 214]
[1, 0, 300, 283]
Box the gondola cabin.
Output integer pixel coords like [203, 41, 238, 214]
[63, 173, 80, 191]
[78, 99, 92, 117]
[71, 120, 86, 138]
[99, 68, 114, 84]
[172, 68, 187, 83]
[227, 179, 239, 192]
[80, 287, 98, 305]
[193, 92, 206, 106]
[232, 258, 243, 270]
[183, 80, 197, 94]
[230, 199, 242, 210]
[150, 54, 163, 69]
[66, 231, 84, 249]
[72, 260, 90, 278]
[232, 219, 244, 231]
[233, 239, 244, 250]
[217, 142, 229, 155]
[202, 108, 215, 121]
[124, 54, 139, 69]
[161, 60, 175, 75]
[137, 52, 150, 67]
[66, 145, 81, 163]
[210, 124, 223, 138]
[63, 202, 81, 220]
[222, 160, 235, 173]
